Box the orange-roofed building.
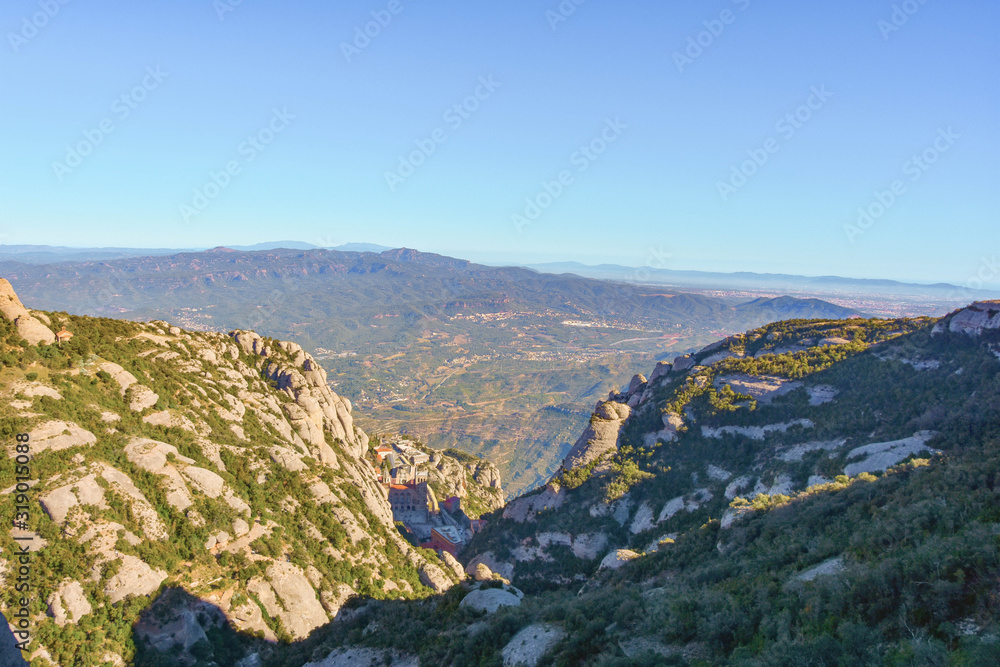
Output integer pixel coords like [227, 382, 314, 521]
[421, 526, 464, 555]
[55, 329, 73, 344]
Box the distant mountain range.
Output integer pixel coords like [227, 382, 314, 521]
[0, 242, 392, 264]
[2, 244, 993, 308]
[0, 246, 861, 496]
[523, 261, 998, 305]
[0, 247, 860, 330]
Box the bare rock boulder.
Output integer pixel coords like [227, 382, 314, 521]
[182, 466, 225, 498]
[503, 484, 565, 524]
[440, 551, 467, 580]
[501, 623, 565, 667]
[128, 385, 160, 411]
[265, 561, 329, 639]
[460, 587, 522, 614]
[465, 552, 515, 581]
[98, 361, 138, 396]
[599, 549, 641, 570]
[26, 420, 97, 454]
[104, 555, 168, 603]
[419, 562, 453, 592]
[47, 581, 92, 626]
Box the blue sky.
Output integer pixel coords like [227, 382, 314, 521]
[1, 0, 998, 286]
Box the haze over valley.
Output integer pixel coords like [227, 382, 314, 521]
[3, 246, 865, 496]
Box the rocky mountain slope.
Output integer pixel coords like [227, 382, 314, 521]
[0, 279, 500, 666]
[266, 303, 1000, 665]
[420, 444, 503, 519]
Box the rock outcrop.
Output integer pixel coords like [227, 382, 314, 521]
[940, 300, 1000, 335]
[0, 278, 55, 345]
[25, 420, 97, 454]
[503, 484, 565, 523]
[560, 401, 631, 472]
[46, 581, 93, 626]
[460, 585, 523, 614]
[501, 624, 565, 667]
[248, 562, 329, 640]
[599, 549, 640, 570]
[0, 284, 465, 665]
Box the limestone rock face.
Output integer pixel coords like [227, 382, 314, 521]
[503, 484, 565, 523]
[256, 561, 329, 640]
[672, 354, 695, 372]
[473, 463, 503, 491]
[40, 474, 107, 524]
[232, 517, 250, 537]
[134, 588, 228, 654]
[98, 361, 138, 396]
[235, 330, 366, 461]
[465, 552, 515, 581]
[104, 555, 168, 603]
[460, 585, 523, 614]
[560, 400, 631, 472]
[720, 506, 755, 530]
[643, 411, 684, 447]
[26, 420, 97, 454]
[423, 448, 504, 514]
[47, 581, 93, 626]
[419, 562, 453, 592]
[570, 533, 608, 560]
[0, 313, 469, 662]
[14, 382, 62, 400]
[599, 549, 640, 570]
[183, 466, 226, 498]
[142, 410, 197, 432]
[319, 584, 355, 619]
[128, 384, 160, 411]
[124, 438, 195, 510]
[0, 278, 55, 345]
[946, 301, 1000, 335]
[473, 562, 496, 582]
[713, 374, 802, 403]
[441, 551, 467, 580]
[501, 623, 565, 667]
